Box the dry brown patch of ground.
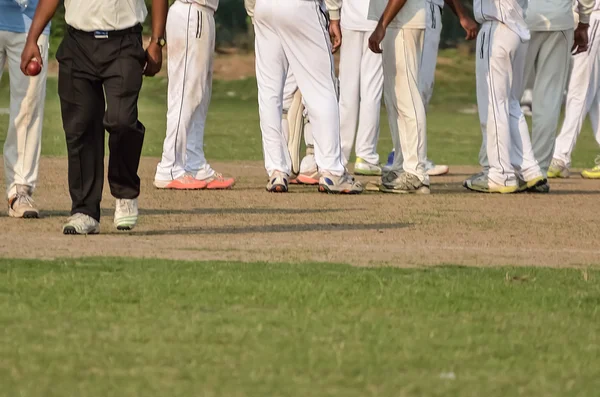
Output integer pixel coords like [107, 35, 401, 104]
[1, 157, 599, 267]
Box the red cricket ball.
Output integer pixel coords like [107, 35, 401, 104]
[26, 59, 42, 77]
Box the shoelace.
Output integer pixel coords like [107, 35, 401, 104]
[594, 155, 600, 167]
[117, 200, 135, 214]
[12, 193, 35, 209]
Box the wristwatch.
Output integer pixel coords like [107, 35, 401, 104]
[152, 37, 166, 48]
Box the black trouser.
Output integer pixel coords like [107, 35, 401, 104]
[56, 26, 146, 221]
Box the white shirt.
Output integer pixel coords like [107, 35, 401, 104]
[64, 0, 148, 32]
[527, 0, 594, 31]
[473, 0, 530, 40]
[245, 0, 341, 20]
[341, 0, 377, 31]
[429, 0, 445, 8]
[368, 0, 426, 29]
[178, 0, 219, 13]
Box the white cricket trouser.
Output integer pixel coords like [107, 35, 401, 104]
[0, 31, 48, 199]
[155, 1, 216, 181]
[523, 29, 574, 173]
[421, 1, 443, 108]
[391, 4, 441, 170]
[554, 15, 600, 167]
[382, 28, 429, 184]
[254, 0, 344, 177]
[338, 28, 383, 166]
[476, 21, 542, 186]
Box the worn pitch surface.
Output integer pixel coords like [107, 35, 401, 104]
[1, 157, 599, 267]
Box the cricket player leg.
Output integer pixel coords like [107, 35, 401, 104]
[380, 28, 430, 194]
[184, 8, 235, 190]
[508, 39, 546, 192]
[338, 28, 362, 167]
[581, 53, 600, 179]
[103, 29, 147, 231]
[276, 1, 362, 194]
[466, 21, 519, 193]
[155, 2, 209, 190]
[419, 2, 448, 176]
[552, 18, 600, 177]
[254, 1, 292, 192]
[281, 69, 298, 146]
[296, 110, 320, 185]
[2, 32, 47, 218]
[353, 30, 384, 176]
[529, 30, 574, 174]
[57, 29, 106, 233]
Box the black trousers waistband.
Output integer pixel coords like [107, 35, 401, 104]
[67, 24, 143, 38]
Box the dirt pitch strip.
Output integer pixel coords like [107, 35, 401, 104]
[1, 157, 599, 267]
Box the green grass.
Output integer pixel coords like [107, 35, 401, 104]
[1, 49, 599, 167]
[1, 258, 599, 397]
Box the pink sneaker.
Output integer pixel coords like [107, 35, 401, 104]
[200, 172, 235, 190]
[154, 174, 207, 190]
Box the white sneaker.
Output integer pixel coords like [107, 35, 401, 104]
[266, 171, 289, 193]
[114, 198, 139, 231]
[425, 160, 449, 176]
[63, 213, 100, 235]
[318, 172, 364, 194]
[354, 157, 382, 176]
[8, 185, 39, 218]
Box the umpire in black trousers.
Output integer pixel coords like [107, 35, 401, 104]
[22, 0, 168, 235]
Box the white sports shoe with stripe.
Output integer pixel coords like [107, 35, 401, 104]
[62, 213, 100, 235]
[114, 199, 139, 231]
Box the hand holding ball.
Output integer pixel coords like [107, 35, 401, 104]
[26, 59, 42, 77]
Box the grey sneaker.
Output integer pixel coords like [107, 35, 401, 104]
[266, 171, 289, 193]
[63, 213, 100, 235]
[8, 185, 39, 218]
[114, 198, 139, 231]
[318, 172, 364, 194]
[462, 171, 487, 188]
[380, 171, 430, 194]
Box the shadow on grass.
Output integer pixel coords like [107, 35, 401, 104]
[132, 222, 411, 236]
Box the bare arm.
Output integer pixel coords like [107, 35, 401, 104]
[368, 0, 408, 53]
[325, 0, 343, 52]
[20, 0, 60, 73]
[444, 0, 478, 40]
[144, 0, 169, 77]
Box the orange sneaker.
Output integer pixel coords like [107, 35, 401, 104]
[201, 172, 235, 190]
[154, 174, 207, 190]
[296, 171, 320, 185]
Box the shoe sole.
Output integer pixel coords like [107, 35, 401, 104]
[464, 184, 518, 194]
[354, 169, 382, 176]
[266, 185, 288, 193]
[524, 178, 550, 193]
[63, 226, 100, 235]
[379, 185, 431, 194]
[318, 185, 363, 194]
[296, 175, 320, 185]
[427, 168, 450, 176]
[547, 173, 569, 179]
[153, 180, 207, 190]
[8, 210, 39, 219]
[581, 173, 600, 179]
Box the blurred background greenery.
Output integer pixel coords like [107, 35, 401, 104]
[48, 0, 473, 56]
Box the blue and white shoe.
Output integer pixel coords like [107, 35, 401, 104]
[318, 172, 364, 194]
[266, 171, 289, 193]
